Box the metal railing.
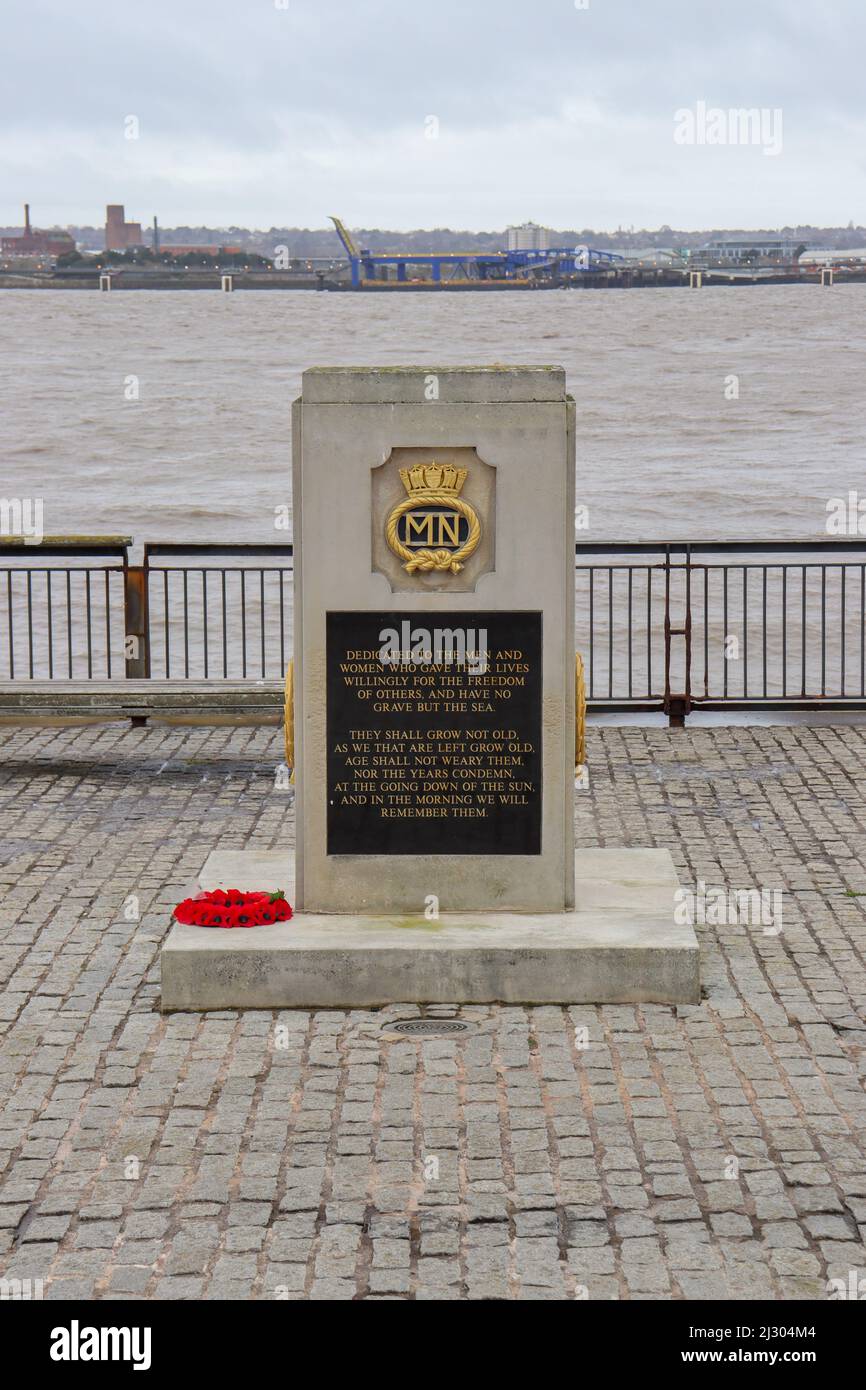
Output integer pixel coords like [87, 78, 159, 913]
[576, 540, 866, 722]
[0, 538, 294, 686]
[2, 537, 866, 724]
[143, 543, 293, 680]
[0, 537, 131, 680]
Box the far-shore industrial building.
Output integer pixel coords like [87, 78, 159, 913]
[1, 204, 75, 258]
[105, 204, 144, 250]
[691, 237, 807, 267]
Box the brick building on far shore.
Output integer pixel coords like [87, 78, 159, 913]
[1, 204, 75, 258]
[105, 204, 143, 250]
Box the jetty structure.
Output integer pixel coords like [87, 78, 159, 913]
[328, 216, 625, 288]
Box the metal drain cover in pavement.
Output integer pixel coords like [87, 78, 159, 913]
[388, 1019, 469, 1037]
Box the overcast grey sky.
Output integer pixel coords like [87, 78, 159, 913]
[3, 0, 864, 230]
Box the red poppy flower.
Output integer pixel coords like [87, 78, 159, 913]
[172, 888, 293, 929]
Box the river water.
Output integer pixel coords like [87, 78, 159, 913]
[2, 286, 865, 697]
[2, 284, 865, 545]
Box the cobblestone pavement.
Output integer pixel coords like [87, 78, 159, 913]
[1, 721, 865, 1301]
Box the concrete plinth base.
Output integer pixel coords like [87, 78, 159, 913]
[160, 849, 700, 1010]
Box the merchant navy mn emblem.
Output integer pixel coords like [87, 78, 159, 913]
[385, 461, 481, 575]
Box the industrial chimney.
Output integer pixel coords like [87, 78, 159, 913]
[24, 204, 31, 236]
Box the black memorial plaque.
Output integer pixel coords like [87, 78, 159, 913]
[326, 610, 542, 855]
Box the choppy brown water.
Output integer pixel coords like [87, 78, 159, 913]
[2, 286, 865, 697]
[2, 284, 865, 545]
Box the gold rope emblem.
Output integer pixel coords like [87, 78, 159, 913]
[385, 462, 481, 574]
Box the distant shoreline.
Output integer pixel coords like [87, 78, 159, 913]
[3, 271, 866, 292]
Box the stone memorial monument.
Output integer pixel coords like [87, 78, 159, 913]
[161, 366, 699, 1009]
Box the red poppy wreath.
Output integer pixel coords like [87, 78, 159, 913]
[173, 888, 293, 929]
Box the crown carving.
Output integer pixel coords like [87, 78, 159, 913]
[399, 462, 467, 495]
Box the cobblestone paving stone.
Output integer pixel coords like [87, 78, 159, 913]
[0, 721, 865, 1301]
